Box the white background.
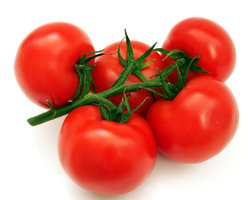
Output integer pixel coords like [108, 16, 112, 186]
[1, 0, 248, 199]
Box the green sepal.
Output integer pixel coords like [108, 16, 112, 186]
[113, 31, 158, 90]
[119, 114, 130, 124]
[99, 104, 111, 121]
[157, 68, 178, 100]
[151, 58, 185, 80]
[112, 38, 130, 87]
[120, 93, 149, 123]
[123, 92, 132, 112]
[117, 38, 127, 67]
[132, 42, 157, 100]
[72, 50, 105, 101]
[111, 93, 130, 122]
[189, 64, 209, 73]
[90, 76, 96, 93]
[135, 42, 157, 65]
[181, 55, 200, 87]
[154, 48, 186, 60]
[70, 70, 85, 101]
[46, 100, 54, 111]
[46, 100, 56, 117]
[175, 65, 183, 90]
[163, 83, 178, 100]
[124, 29, 134, 64]
[136, 59, 155, 71]
[132, 69, 147, 81]
[112, 60, 136, 87]
[163, 49, 186, 61]
[76, 49, 104, 66]
[83, 52, 104, 65]
[154, 47, 208, 73]
[146, 88, 170, 99]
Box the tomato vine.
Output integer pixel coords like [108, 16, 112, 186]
[27, 30, 205, 126]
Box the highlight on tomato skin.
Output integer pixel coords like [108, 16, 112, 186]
[162, 17, 236, 84]
[58, 105, 157, 195]
[146, 75, 239, 163]
[92, 40, 164, 118]
[14, 22, 95, 109]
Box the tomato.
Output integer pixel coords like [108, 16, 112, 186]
[162, 17, 236, 83]
[92, 41, 164, 117]
[15, 22, 94, 108]
[58, 105, 157, 194]
[146, 76, 239, 163]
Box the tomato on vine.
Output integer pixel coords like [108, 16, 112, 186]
[162, 17, 236, 83]
[92, 40, 164, 117]
[147, 75, 239, 163]
[15, 22, 94, 108]
[58, 105, 157, 194]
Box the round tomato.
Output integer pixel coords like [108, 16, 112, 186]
[92, 41, 164, 117]
[162, 17, 236, 83]
[15, 22, 94, 108]
[147, 76, 239, 163]
[58, 105, 157, 194]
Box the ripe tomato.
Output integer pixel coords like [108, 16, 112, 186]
[58, 105, 157, 194]
[15, 22, 94, 108]
[162, 17, 236, 83]
[92, 41, 164, 117]
[147, 76, 239, 163]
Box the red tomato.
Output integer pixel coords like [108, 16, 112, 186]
[92, 41, 164, 117]
[15, 22, 94, 108]
[58, 105, 157, 194]
[162, 17, 236, 83]
[147, 76, 239, 163]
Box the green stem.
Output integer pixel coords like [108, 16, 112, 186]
[27, 81, 162, 126]
[70, 70, 84, 101]
[90, 94, 118, 113]
[133, 70, 156, 101]
[80, 67, 93, 97]
[151, 58, 186, 82]
[112, 61, 136, 88]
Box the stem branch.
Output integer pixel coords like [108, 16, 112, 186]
[27, 81, 162, 126]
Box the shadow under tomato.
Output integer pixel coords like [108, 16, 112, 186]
[30, 113, 66, 172]
[66, 150, 203, 200]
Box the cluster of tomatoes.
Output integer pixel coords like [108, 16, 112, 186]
[15, 18, 239, 195]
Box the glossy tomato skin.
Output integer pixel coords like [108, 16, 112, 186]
[58, 105, 157, 194]
[15, 22, 94, 108]
[162, 17, 236, 83]
[92, 41, 164, 117]
[147, 76, 239, 163]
